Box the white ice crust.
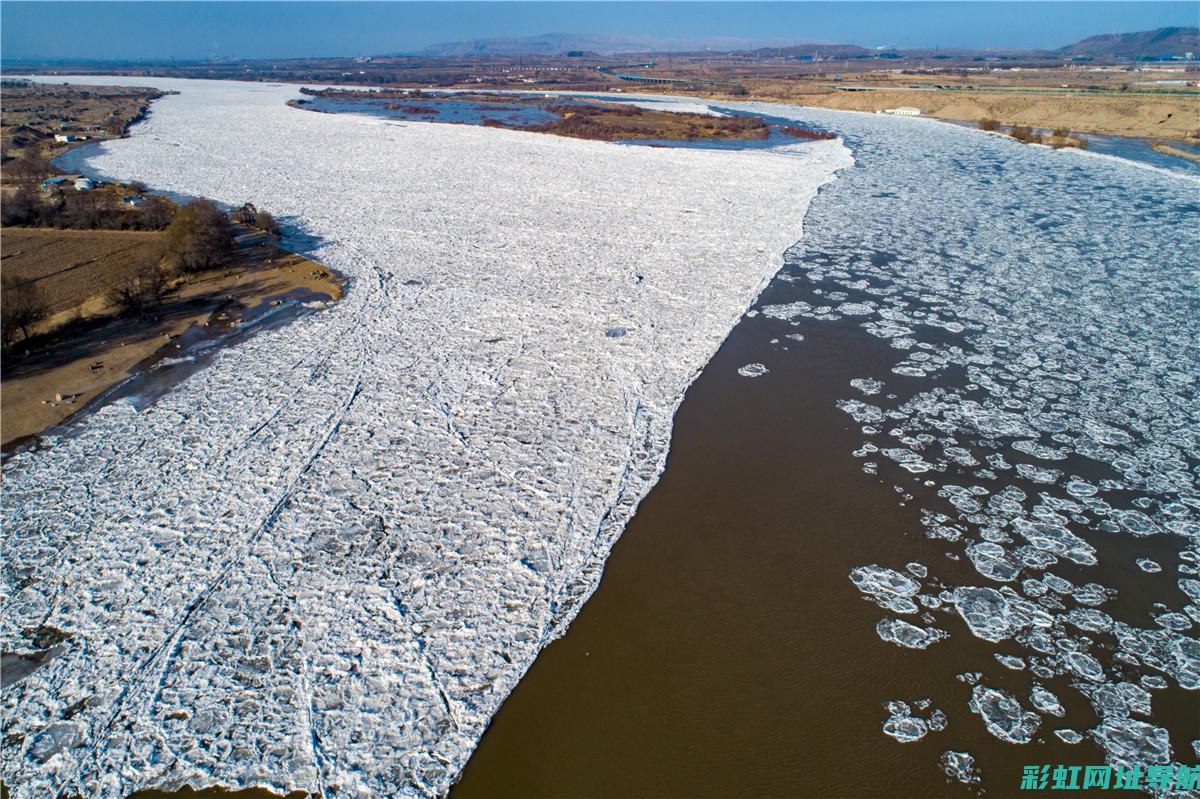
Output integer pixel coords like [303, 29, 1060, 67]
[0, 79, 849, 798]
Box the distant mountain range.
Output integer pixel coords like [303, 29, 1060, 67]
[1056, 26, 1198, 58]
[411, 27, 1199, 59]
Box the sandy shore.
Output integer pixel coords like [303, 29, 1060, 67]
[1, 230, 342, 448]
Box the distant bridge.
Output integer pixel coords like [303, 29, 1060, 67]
[596, 62, 733, 86]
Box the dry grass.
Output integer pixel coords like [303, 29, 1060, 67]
[729, 80, 1200, 141]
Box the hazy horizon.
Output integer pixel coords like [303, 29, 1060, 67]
[2, 1, 1197, 62]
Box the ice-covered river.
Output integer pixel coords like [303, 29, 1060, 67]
[1, 79, 848, 798]
[3, 78, 1198, 798]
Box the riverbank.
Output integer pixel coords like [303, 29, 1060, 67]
[1, 226, 343, 449]
[725, 82, 1200, 142]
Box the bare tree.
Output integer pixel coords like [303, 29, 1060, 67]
[163, 199, 234, 276]
[254, 210, 279, 237]
[1, 274, 48, 346]
[109, 257, 167, 319]
[10, 149, 51, 184]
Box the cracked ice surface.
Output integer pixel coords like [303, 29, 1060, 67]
[1, 79, 850, 798]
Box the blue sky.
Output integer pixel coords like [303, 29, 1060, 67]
[2, 2, 1196, 61]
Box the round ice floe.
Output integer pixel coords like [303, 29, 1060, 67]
[737, 363, 769, 378]
[1011, 518, 1097, 566]
[759, 301, 811, 321]
[1111, 509, 1160, 537]
[1064, 650, 1105, 682]
[882, 700, 939, 743]
[995, 653, 1025, 670]
[952, 586, 1013, 642]
[850, 378, 883, 396]
[1064, 607, 1112, 633]
[1054, 729, 1084, 744]
[876, 618, 949, 649]
[1154, 611, 1192, 631]
[939, 751, 981, 784]
[965, 542, 1022, 582]
[969, 685, 1041, 744]
[1136, 558, 1162, 573]
[838, 302, 876, 316]
[850, 564, 922, 614]
[1090, 718, 1172, 766]
[1029, 686, 1065, 718]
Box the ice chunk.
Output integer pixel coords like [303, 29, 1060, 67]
[850, 565, 922, 614]
[737, 363, 769, 378]
[969, 685, 1041, 744]
[939, 750, 981, 784]
[876, 618, 949, 649]
[952, 586, 1014, 642]
[1029, 686, 1065, 718]
[1054, 729, 1083, 744]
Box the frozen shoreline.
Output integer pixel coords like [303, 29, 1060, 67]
[1, 78, 850, 798]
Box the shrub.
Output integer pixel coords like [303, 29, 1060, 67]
[978, 118, 1000, 131]
[1009, 125, 1042, 144]
[254, 210, 280, 237]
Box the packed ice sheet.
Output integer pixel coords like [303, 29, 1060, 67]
[0, 80, 849, 797]
[716, 100, 1198, 781]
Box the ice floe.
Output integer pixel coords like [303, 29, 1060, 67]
[742, 93, 1197, 776]
[939, 750, 981, 784]
[969, 685, 1041, 744]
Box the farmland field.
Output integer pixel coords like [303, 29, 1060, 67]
[1, 227, 163, 315]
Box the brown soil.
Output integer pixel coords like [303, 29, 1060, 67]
[2, 228, 166, 315]
[1, 227, 342, 447]
[523, 102, 776, 141]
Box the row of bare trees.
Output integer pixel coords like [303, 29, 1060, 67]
[106, 199, 236, 319]
[3, 197, 285, 347]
